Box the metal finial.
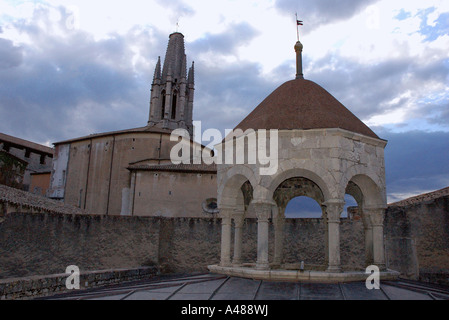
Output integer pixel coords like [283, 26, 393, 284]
[295, 13, 303, 42]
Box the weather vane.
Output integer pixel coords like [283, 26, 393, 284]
[295, 13, 303, 42]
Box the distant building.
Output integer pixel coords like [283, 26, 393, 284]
[29, 171, 52, 197]
[48, 32, 218, 217]
[0, 132, 53, 193]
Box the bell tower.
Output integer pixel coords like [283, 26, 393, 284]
[148, 32, 194, 136]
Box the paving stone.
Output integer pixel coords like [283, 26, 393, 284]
[381, 284, 432, 300]
[124, 290, 173, 300]
[300, 283, 344, 300]
[176, 279, 227, 294]
[256, 282, 298, 300]
[169, 293, 213, 300]
[339, 282, 388, 300]
[217, 277, 260, 294]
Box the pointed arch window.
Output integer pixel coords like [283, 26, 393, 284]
[161, 90, 166, 119]
[171, 91, 178, 119]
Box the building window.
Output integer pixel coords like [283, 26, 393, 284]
[171, 92, 177, 119]
[161, 90, 166, 119]
[202, 198, 219, 214]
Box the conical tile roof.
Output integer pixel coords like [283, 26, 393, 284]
[234, 78, 379, 139]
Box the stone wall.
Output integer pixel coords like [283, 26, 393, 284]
[0, 267, 157, 300]
[1, 194, 448, 285]
[0, 211, 366, 279]
[385, 195, 449, 284]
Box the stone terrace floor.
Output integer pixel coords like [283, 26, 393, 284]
[43, 273, 449, 300]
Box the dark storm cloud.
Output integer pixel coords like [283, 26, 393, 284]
[194, 60, 278, 134]
[274, 0, 380, 30]
[0, 6, 167, 144]
[188, 22, 267, 134]
[0, 38, 23, 69]
[381, 129, 449, 202]
[189, 22, 260, 56]
[302, 51, 449, 125]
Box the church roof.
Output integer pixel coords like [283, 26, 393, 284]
[234, 78, 379, 140]
[53, 126, 172, 145]
[128, 163, 217, 173]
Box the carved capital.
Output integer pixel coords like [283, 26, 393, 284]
[361, 212, 373, 229]
[232, 211, 245, 228]
[323, 199, 345, 223]
[365, 208, 385, 227]
[252, 201, 273, 223]
[219, 207, 234, 225]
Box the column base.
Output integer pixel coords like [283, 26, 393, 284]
[232, 260, 243, 267]
[326, 266, 342, 273]
[271, 263, 281, 270]
[374, 263, 387, 271]
[256, 262, 270, 270]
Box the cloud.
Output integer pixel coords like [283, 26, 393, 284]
[194, 59, 277, 135]
[381, 129, 449, 202]
[155, 0, 195, 19]
[274, 0, 381, 30]
[0, 5, 168, 144]
[303, 49, 449, 129]
[189, 22, 260, 56]
[0, 38, 23, 69]
[417, 7, 449, 41]
[0, 0, 448, 202]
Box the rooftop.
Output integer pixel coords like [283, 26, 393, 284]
[234, 79, 379, 139]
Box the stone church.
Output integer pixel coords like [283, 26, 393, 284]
[48, 32, 218, 217]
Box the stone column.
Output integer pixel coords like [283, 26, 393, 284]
[253, 201, 272, 270]
[366, 208, 386, 270]
[272, 206, 284, 269]
[232, 210, 245, 266]
[321, 205, 329, 265]
[324, 200, 344, 273]
[361, 210, 374, 265]
[220, 208, 233, 267]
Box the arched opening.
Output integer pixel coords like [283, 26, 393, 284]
[342, 174, 386, 270]
[284, 196, 322, 218]
[171, 91, 177, 119]
[218, 172, 256, 267]
[273, 177, 326, 270]
[343, 194, 357, 219]
[161, 90, 166, 119]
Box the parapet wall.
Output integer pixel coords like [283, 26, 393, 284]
[0, 211, 365, 280]
[0, 266, 157, 300]
[385, 195, 449, 284]
[1, 190, 448, 286]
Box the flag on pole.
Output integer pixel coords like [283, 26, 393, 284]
[297, 20, 303, 26]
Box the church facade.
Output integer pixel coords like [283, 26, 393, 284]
[48, 32, 218, 217]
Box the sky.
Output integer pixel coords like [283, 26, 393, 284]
[0, 0, 448, 210]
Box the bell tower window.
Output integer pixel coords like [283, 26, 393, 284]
[161, 90, 166, 119]
[171, 92, 177, 119]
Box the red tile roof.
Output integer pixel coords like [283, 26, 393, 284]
[234, 79, 379, 139]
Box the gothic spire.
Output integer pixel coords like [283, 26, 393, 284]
[153, 56, 161, 82]
[188, 61, 194, 86]
[161, 32, 186, 83]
